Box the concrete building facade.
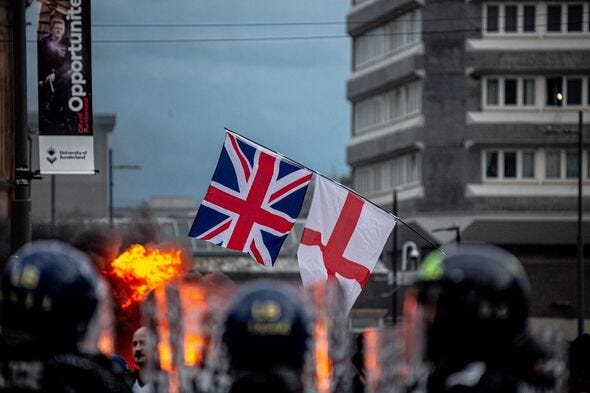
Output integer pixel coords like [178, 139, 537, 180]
[346, 0, 590, 337]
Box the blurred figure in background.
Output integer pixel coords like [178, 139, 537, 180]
[222, 280, 310, 393]
[403, 242, 559, 393]
[0, 240, 131, 393]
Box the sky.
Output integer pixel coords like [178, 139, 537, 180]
[27, 0, 351, 208]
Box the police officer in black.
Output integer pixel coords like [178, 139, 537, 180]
[404, 242, 558, 393]
[0, 240, 132, 393]
[222, 279, 310, 393]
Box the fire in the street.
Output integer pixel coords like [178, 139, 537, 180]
[110, 244, 187, 309]
[178, 282, 207, 367]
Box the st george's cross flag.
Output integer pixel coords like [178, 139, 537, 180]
[297, 176, 396, 314]
[189, 130, 312, 267]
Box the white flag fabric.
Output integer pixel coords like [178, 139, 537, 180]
[297, 176, 396, 314]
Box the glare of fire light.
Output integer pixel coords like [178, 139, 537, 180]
[364, 328, 381, 391]
[98, 334, 115, 357]
[154, 286, 179, 393]
[397, 291, 421, 382]
[315, 317, 332, 393]
[178, 282, 207, 367]
[110, 244, 186, 309]
[154, 286, 173, 372]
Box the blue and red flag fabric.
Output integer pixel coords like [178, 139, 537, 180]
[189, 130, 313, 267]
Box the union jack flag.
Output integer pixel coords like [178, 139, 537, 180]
[189, 130, 313, 266]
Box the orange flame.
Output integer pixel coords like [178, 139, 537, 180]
[154, 286, 179, 393]
[315, 317, 332, 393]
[313, 284, 332, 393]
[110, 244, 187, 309]
[178, 282, 207, 367]
[98, 334, 115, 357]
[364, 328, 381, 391]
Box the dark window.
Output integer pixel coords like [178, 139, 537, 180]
[487, 5, 499, 32]
[504, 152, 517, 178]
[504, 79, 517, 105]
[523, 5, 536, 32]
[505, 5, 517, 32]
[567, 79, 582, 105]
[567, 151, 579, 178]
[546, 151, 561, 178]
[487, 79, 499, 105]
[568, 5, 583, 31]
[546, 77, 563, 106]
[523, 151, 535, 178]
[523, 79, 536, 106]
[486, 151, 498, 178]
[547, 5, 562, 32]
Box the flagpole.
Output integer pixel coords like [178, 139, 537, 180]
[225, 128, 443, 253]
[391, 189, 398, 325]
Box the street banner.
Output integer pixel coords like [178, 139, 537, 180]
[189, 130, 313, 266]
[36, 0, 94, 174]
[297, 176, 396, 314]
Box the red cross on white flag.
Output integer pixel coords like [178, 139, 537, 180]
[297, 176, 396, 314]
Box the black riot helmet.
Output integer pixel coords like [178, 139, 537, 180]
[0, 240, 100, 352]
[410, 242, 532, 367]
[222, 280, 310, 373]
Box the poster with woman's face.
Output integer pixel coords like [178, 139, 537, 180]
[37, 0, 95, 175]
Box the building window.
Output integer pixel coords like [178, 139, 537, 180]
[354, 153, 421, 195]
[486, 151, 499, 178]
[523, 151, 536, 178]
[484, 75, 590, 110]
[546, 77, 563, 106]
[523, 79, 536, 105]
[505, 5, 518, 31]
[484, 76, 538, 108]
[486, 79, 499, 105]
[566, 151, 580, 178]
[484, 150, 536, 180]
[504, 151, 517, 178]
[568, 4, 584, 31]
[547, 4, 562, 32]
[484, 2, 590, 35]
[353, 8, 421, 70]
[545, 150, 561, 178]
[484, 3, 538, 34]
[486, 5, 499, 32]
[483, 149, 590, 182]
[567, 78, 583, 105]
[504, 79, 517, 105]
[353, 80, 422, 135]
[523, 5, 536, 31]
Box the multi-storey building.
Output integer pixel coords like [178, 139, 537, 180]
[347, 0, 590, 337]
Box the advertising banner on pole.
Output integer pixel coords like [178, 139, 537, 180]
[36, 0, 94, 174]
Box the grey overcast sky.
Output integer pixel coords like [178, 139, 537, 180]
[27, 0, 351, 207]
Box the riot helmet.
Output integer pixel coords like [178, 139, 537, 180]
[0, 240, 100, 352]
[406, 242, 531, 368]
[222, 280, 310, 373]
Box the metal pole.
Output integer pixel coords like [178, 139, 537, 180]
[109, 149, 113, 227]
[392, 189, 398, 325]
[51, 175, 55, 225]
[577, 110, 584, 336]
[10, 0, 31, 253]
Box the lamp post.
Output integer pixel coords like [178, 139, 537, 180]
[546, 110, 585, 336]
[108, 149, 142, 227]
[10, 0, 31, 253]
[432, 225, 461, 244]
